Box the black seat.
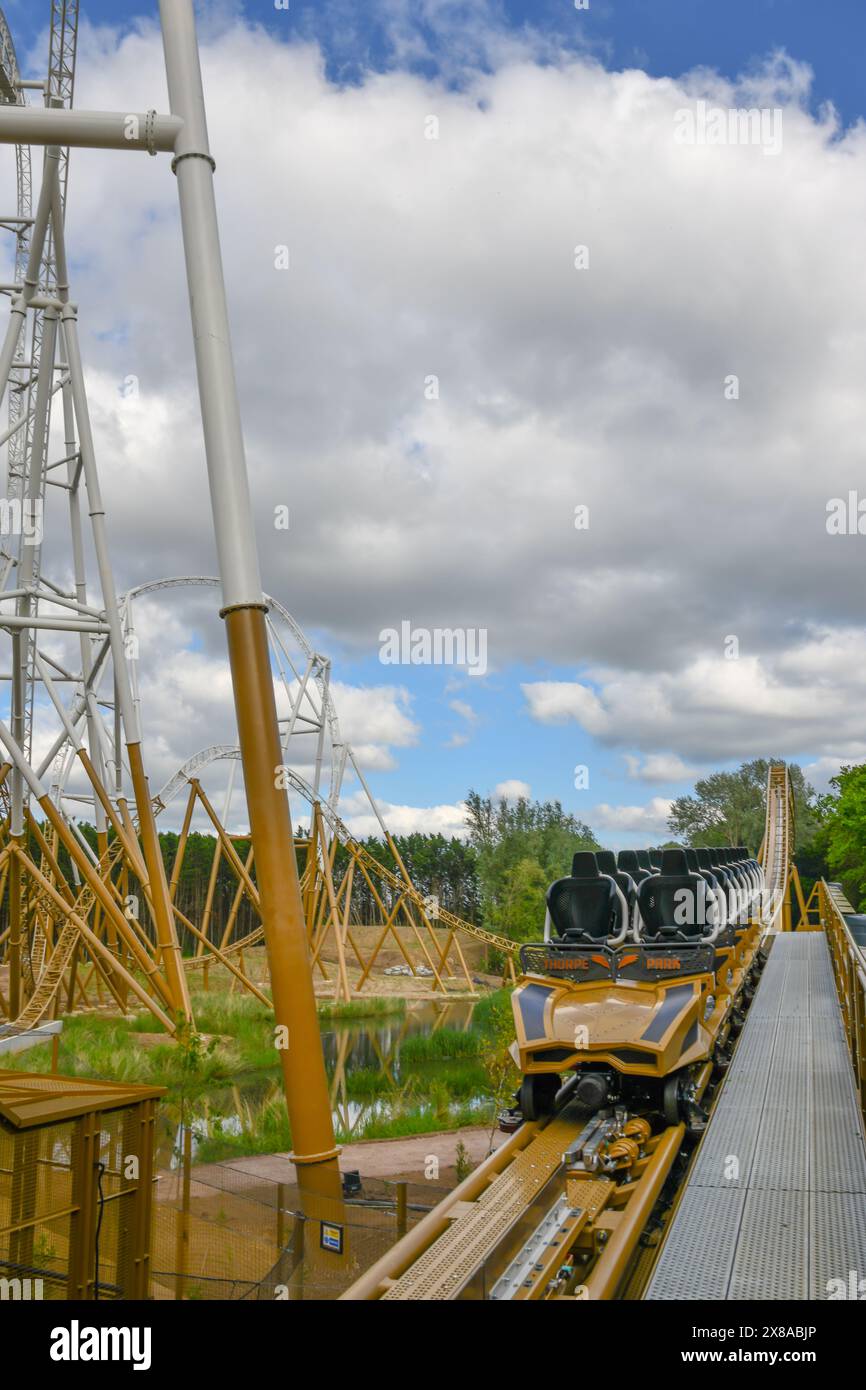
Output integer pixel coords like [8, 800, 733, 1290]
[706, 849, 742, 924]
[637, 847, 712, 941]
[617, 848, 652, 885]
[736, 845, 762, 893]
[696, 846, 728, 904]
[596, 850, 638, 919]
[547, 851, 625, 943]
[649, 849, 663, 870]
[688, 848, 728, 930]
[724, 847, 753, 914]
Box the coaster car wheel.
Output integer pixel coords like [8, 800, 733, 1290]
[518, 1073, 561, 1121]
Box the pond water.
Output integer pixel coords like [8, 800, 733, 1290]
[157, 998, 492, 1167]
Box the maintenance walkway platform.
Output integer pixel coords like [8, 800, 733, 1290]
[645, 931, 866, 1300]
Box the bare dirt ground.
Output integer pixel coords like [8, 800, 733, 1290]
[156, 1124, 508, 1207]
[200, 1123, 508, 1188]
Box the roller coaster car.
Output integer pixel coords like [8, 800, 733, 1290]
[511, 848, 764, 1129]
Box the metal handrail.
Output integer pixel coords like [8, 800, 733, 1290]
[819, 880, 866, 1127]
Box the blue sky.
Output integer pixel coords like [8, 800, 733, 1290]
[7, 0, 866, 125]
[3, 0, 863, 846]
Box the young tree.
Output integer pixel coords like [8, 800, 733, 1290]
[465, 791, 600, 943]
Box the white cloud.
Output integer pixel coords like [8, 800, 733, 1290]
[494, 778, 532, 801]
[592, 798, 674, 835]
[6, 19, 866, 816]
[331, 681, 420, 752]
[624, 753, 697, 783]
[523, 626, 866, 763]
[343, 796, 469, 839]
[802, 754, 866, 795]
[46, 26, 866, 693]
[450, 699, 477, 723]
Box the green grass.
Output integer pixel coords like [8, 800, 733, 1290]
[403, 1060, 489, 1098]
[316, 997, 407, 1022]
[342, 1101, 493, 1143]
[3, 1014, 246, 1090]
[399, 1028, 483, 1062]
[343, 1067, 394, 1098]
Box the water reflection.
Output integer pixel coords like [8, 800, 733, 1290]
[161, 998, 485, 1167]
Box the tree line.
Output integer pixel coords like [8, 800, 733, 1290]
[8, 757, 849, 950]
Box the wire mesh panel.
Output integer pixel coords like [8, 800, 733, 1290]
[151, 1158, 452, 1300]
[0, 1071, 163, 1301]
[0, 1116, 73, 1299]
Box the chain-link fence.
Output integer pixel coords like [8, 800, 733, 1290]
[152, 1153, 453, 1300]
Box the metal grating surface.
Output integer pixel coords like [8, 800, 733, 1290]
[640, 1188, 746, 1300]
[728, 1191, 808, 1300]
[646, 933, 866, 1299]
[381, 1108, 586, 1300]
[809, 1192, 866, 1298]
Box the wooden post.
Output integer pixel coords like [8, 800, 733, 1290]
[396, 1180, 408, 1238]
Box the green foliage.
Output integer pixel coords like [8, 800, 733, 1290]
[667, 758, 819, 852]
[465, 791, 599, 943]
[469, 987, 514, 1032]
[476, 988, 520, 1139]
[812, 764, 866, 909]
[454, 1139, 473, 1182]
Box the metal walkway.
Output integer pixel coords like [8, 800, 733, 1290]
[645, 932, 866, 1300]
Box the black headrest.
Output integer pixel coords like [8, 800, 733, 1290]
[617, 849, 639, 871]
[596, 850, 617, 875]
[571, 851, 599, 878]
[636, 850, 651, 869]
[684, 847, 699, 872]
[660, 848, 689, 875]
[649, 849, 663, 867]
[696, 847, 712, 869]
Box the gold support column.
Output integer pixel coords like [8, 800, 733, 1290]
[224, 604, 340, 1185]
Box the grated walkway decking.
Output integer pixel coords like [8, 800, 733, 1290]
[645, 933, 866, 1300]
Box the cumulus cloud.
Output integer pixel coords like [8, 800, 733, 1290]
[592, 798, 675, 836]
[493, 778, 532, 801]
[342, 793, 469, 839]
[624, 753, 697, 783]
[33, 25, 866, 678]
[4, 15, 865, 827]
[524, 627, 866, 763]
